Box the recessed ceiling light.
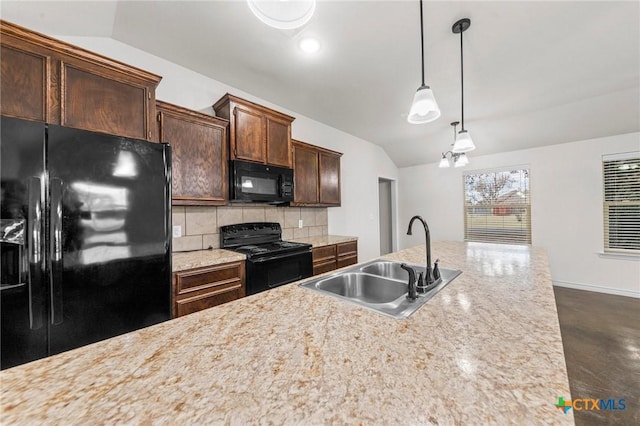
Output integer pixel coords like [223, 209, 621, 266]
[247, 0, 316, 30]
[299, 37, 320, 53]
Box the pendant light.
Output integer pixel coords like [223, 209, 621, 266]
[439, 121, 470, 168]
[407, 0, 440, 124]
[452, 18, 475, 153]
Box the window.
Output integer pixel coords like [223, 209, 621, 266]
[603, 153, 640, 253]
[463, 168, 531, 245]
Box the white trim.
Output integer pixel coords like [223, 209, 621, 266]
[462, 163, 531, 176]
[598, 252, 640, 261]
[553, 280, 640, 298]
[602, 151, 640, 161]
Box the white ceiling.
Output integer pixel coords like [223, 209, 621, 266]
[1, 1, 638, 167]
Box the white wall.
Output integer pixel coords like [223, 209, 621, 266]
[398, 133, 640, 297]
[57, 36, 399, 262]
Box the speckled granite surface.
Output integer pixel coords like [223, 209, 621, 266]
[291, 234, 358, 248]
[172, 249, 245, 272]
[1, 242, 573, 424]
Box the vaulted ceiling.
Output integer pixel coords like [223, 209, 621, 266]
[2, 1, 638, 167]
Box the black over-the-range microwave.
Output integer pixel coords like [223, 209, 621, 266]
[229, 160, 294, 204]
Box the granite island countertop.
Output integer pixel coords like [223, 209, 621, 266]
[0, 241, 573, 424]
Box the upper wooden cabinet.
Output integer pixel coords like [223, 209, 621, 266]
[0, 20, 161, 141]
[292, 140, 342, 207]
[156, 101, 228, 205]
[213, 94, 294, 168]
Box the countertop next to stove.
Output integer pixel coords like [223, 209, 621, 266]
[0, 241, 572, 424]
[290, 234, 358, 248]
[172, 249, 246, 272]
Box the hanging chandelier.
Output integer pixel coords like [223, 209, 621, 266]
[439, 121, 469, 168]
[451, 18, 475, 153]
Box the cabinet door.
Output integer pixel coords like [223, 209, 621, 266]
[293, 143, 319, 204]
[266, 115, 291, 167]
[319, 152, 341, 205]
[61, 63, 151, 140]
[0, 45, 49, 122]
[233, 105, 264, 163]
[158, 104, 227, 205]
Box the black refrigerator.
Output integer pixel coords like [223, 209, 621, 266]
[1, 116, 172, 370]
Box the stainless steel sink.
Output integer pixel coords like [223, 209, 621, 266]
[360, 261, 426, 281]
[299, 260, 462, 319]
[315, 272, 407, 304]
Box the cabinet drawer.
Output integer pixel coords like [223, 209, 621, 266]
[175, 283, 243, 317]
[313, 245, 336, 263]
[313, 259, 337, 276]
[337, 241, 357, 257]
[174, 262, 243, 296]
[336, 255, 358, 269]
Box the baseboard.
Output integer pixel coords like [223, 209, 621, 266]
[553, 280, 640, 299]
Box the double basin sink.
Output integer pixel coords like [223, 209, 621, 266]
[300, 260, 462, 319]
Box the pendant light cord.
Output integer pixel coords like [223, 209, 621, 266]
[420, 0, 425, 87]
[459, 24, 465, 131]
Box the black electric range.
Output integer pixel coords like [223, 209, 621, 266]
[220, 222, 312, 295]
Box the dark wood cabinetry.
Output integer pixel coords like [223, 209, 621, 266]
[319, 151, 341, 205]
[312, 245, 337, 275]
[213, 93, 294, 168]
[312, 241, 358, 276]
[292, 140, 342, 207]
[293, 142, 320, 204]
[0, 20, 161, 140]
[156, 101, 228, 205]
[336, 241, 358, 269]
[173, 261, 245, 318]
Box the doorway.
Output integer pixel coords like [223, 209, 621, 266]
[378, 178, 395, 255]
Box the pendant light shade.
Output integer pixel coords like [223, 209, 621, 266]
[407, 0, 440, 124]
[452, 18, 475, 152]
[408, 85, 440, 124]
[454, 153, 469, 167]
[439, 154, 450, 168]
[247, 0, 316, 30]
[452, 130, 475, 153]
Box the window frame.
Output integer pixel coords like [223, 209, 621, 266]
[462, 165, 532, 246]
[602, 152, 640, 254]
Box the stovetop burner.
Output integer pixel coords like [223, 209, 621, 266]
[220, 223, 312, 259]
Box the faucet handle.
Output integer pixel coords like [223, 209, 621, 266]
[400, 263, 416, 284]
[400, 263, 418, 301]
[433, 259, 441, 281]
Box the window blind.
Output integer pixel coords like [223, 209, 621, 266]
[463, 168, 531, 245]
[603, 154, 640, 253]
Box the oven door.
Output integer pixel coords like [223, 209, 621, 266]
[246, 251, 312, 295]
[230, 160, 293, 203]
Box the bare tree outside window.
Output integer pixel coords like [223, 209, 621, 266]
[463, 169, 531, 245]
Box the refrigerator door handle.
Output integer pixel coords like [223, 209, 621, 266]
[49, 177, 64, 325]
[27, 177, 44, 330]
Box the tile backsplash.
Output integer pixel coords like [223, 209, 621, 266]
[172, 206, 328, 252]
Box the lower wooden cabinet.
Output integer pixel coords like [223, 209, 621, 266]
[172, 261, 245, 318]
[312, 241, 358, 276]
[336, 241, 358, 269]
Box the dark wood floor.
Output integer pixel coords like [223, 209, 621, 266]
[554, 286, 640, 425]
